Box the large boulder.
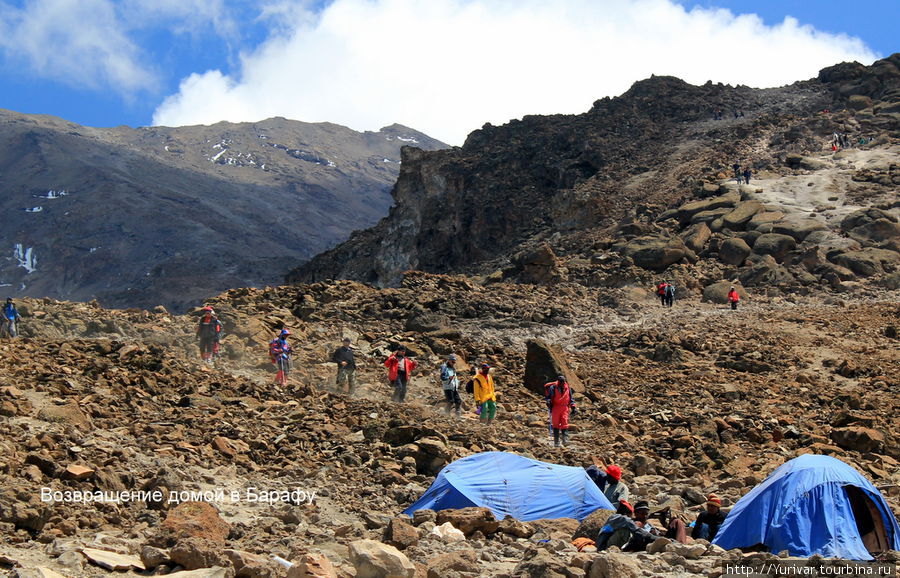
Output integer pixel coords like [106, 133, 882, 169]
[740, 254, 795, 287]
[348, 540, 415, 578]
[722, 201, 764, 230]
[771, 219, 827, 242]
[512, 548, 574, 578]
[588, 551, 643, 578]
[395, 438, 452, 476]
[151, 501, 231, 548]
[675, 192, 740, 222]
[841, 208, 900, 246]
[425, 550, 479, 578]
[831, 248, 900, 277]
[702, 281, 748, 304]
[681, 222, 712, 253]
[831, 427, 884, 453]
[514, 243, 565, 284]
[753, 233, 797, 262]
[613, 235, 692, 270]
[572, 508, 615, 541]
[719, 238, 752, 266]
[748, 210, 784, 229]
[435, 507, 500, 536]
[523, 339, 583, 395]
[383, 517, 418, 550]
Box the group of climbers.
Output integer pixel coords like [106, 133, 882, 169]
[583, 462, 727, 552]
[655, 281, 676, 307]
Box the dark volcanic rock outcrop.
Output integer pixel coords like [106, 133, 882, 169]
[287, 54, 900, 292]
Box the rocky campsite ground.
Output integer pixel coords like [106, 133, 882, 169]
[0, 267, 897, 577]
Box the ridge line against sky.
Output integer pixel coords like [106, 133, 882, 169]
[0, 0, 895, 146]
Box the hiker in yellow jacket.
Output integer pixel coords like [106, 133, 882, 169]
[473, 363, 497, 425]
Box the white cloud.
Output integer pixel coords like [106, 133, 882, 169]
[145, 0, 875, 145]
[0, 0, 157, 93]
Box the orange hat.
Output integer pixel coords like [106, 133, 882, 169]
[606, 465, 622, 481]
[706, 494, 721, 507]
[202, 305, 213, 311]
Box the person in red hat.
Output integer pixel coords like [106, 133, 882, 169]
[586, 460, 630, 504]
[196, 305, 221, 363]
[691, 494, 726, 540]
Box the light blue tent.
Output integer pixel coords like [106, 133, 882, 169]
[402, 451, 614, 521]
[714, 454, 900, 560]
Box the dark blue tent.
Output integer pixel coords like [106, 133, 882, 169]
[402, 451, 614, 521]
[714, 454, 900, 560]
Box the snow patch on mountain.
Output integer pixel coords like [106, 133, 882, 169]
[13, 244, 36, 273]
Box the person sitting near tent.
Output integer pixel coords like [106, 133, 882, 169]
[473, 363, 497, 425]
[622, 500, 662, 551]
[692, 494, 726, 540]
[586, 461, 630, 504]
[597, 500, 655, 551]
[545, 375, 576, 447]
[630, 500, 692, 546]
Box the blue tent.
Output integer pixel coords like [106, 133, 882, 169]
[402, 451, 614, 521]
[713, 454, 900, 560]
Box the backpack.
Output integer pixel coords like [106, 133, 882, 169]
[464, 379, 474, 394]
[665, 284, 675, 297]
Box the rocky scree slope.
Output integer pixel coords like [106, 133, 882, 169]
[288, 54, 900, 298]
[0, 276, 897, 576]
[0, 112, 446, 311]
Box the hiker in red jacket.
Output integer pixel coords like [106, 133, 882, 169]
[196, 306, 222, 363]
[545, 375, 576, 447]
[727, 287, 740, 310]
[269, 329, 292, 386]
[656, 281, 668, 306]
[384, 347, 417, 403]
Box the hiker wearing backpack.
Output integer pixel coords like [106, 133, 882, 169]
[727, 286, 740, 310]
[2, 298, 21, 338]
[473, 363, 497, 425]
[269, 329, 293, 386]
[439, 354, 461, 417]
[196, 306, 222, 363]
[384, 347, 417, 403]
[545, 375, 576, 447]
[656, 281, 668, 306]
[332, 337, 357, 394]
[664, 281, 675, 307]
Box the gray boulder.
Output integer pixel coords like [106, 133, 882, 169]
[753, 233, 797, 262]
[702, 281, 748, 304]
[719, 238, 752, 266]
[614, 236, 691, 270]
[681, 222, 712, 253]
[722, 201, 764, 230]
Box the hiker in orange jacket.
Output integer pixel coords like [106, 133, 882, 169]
[384, 347, 417, 403]
[473, 363, 497, 425]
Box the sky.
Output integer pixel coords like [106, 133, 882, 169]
[0, 0, 895, 146]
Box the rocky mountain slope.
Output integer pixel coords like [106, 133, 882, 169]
[0, 278, 897, 577]
[288, 55, 900, 298]
[0, 112, 446, 311]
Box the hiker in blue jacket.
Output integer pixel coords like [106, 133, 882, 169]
[2, 298, 21, 338]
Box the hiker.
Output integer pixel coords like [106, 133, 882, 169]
[473, 363, 497, 425]
[743, 168, 752, 185]
[656, 281, 668, 306]
[727, 286, 740, 310]
[633, 501, 691, 545]
[663, 281, 675, 307]
[269, 329, 293, 386]
[196, 306, 221, 363]
[586, 463, 630, 504]
[622, 500, 663, 551]
[332, 337, 357, 394]
[545, 375, 576, 447]
[2, 298, 21, 338]
[732, 162, 741, 184]
[691, 494, 726, 540]
[596, 500, 649, 551]
[439, 354, 462, 417]
[384, 347, 417, 403]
